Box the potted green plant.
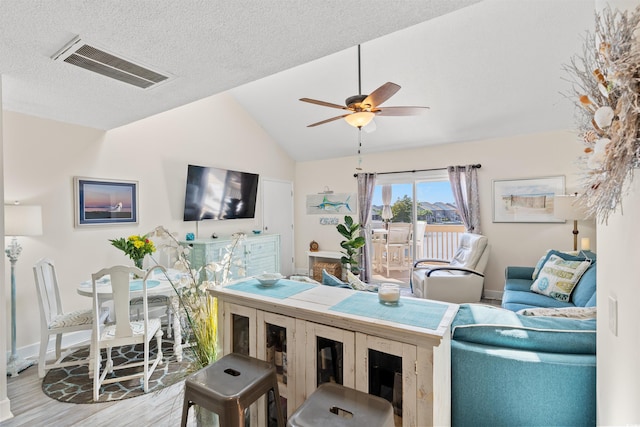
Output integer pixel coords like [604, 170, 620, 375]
[336, 215, 365, 274]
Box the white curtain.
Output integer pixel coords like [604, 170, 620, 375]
[357, 173, 377, 282]
[448, 165, 481, 234]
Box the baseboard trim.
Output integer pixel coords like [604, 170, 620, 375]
[483, 289, 503, 302]
[0, 397, 13, 422]
[5, 330, 91, 367]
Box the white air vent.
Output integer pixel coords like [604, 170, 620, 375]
[52, 36, 172, 89]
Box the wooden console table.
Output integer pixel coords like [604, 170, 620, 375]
[210, 279, 458, 426]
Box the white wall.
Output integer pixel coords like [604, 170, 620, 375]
[3, 92, 295, 353]
[0, 75, 13, 422]
[593, 0, 640, 423]
[294, 130, 597, 297]
[597, 176, 640, 424]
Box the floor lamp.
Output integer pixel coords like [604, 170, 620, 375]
[5, 204, 42, 376]
[553, 193, 588, 251]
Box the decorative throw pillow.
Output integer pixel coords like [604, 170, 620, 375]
[322, 269, 347, 287]
[531, 250, 552, 280]
[532, 249, 583, 280]
[346, 270, 366, 290]
[346, 270, 379, 292]
[530, 254, 591, 302]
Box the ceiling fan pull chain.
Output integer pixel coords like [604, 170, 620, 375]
[356, 128, 364, 170]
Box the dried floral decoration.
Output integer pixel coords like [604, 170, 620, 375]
[564, 5, 640, 223]
[149, 226, 247, 370]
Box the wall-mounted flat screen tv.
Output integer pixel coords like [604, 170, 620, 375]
[183, 164, 259, 221]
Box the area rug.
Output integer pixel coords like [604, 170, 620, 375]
[42, 340, 193, 403]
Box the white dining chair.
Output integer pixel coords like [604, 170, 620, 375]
[129, 238, 179, 338]
[91, 265, 164, 401]
[33, 258, 101, 378]
[383, 222, 412, 276]
[130, 294, 173, 338]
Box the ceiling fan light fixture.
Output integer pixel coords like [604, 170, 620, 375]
[345, 111, 375, 128]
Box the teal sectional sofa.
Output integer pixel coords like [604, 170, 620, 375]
[450, 303, 596, 426]
[451, 251, 597, 426]
[501, 250, 597, 311]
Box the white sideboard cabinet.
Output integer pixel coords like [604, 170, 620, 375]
[182, 234, 280, 277]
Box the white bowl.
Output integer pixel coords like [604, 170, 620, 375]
[256, 273, 283, 286]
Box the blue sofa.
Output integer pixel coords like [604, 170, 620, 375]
[501, 250, 597, 311]
[450, 303, 596, 426]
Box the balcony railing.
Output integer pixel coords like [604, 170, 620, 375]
[369, 223, 466, 283]
[419, 224, 466, 261]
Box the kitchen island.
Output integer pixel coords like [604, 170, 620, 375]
[209, 278, 458, 426]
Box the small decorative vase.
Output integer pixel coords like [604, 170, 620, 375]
[195, 406, 219, 426]
[133, 257, 144, 278]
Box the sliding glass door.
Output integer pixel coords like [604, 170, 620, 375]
[369, 171, 464, 286]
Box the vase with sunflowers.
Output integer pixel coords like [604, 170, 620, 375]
[109, 234, 156, 271]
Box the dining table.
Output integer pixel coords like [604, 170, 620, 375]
[77, 268, 185, 362]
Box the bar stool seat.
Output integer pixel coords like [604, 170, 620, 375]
[287, 383, 394, 427]
[181, 352, 285, 427]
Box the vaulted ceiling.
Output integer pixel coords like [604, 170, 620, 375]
[1, 1, 595, 161]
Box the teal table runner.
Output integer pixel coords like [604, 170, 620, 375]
[79, 278, 161, 291]
[329, 292, 448, 330]
[129, 279, 161, 291]
[226, 278, 316, 299]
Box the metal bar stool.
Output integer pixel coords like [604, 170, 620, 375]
[181, 352, 285, 427]
[287, 383, 394, 427]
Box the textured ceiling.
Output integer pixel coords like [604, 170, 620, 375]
[0, 0, 480, 128]
[0, 1, 595, 161]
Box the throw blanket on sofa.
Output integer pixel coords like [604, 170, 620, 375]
[452, 304, 596, 355]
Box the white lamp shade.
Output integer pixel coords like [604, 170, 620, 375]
[5, 205, 43, 236]
[344, 111, 375, 128]
[553, 195, 589, 221]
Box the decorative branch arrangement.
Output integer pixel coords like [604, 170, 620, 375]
[564, 5, 640, 223]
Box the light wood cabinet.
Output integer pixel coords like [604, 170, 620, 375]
[212, 282, 457, 426]
[304, 322, 356, 395]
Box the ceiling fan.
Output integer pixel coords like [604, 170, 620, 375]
[299, 44, 429, 129]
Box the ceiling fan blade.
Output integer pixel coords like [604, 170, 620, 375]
[361, 82, 401, 108]
[375, 106, 430, 116]
[300, 98, 348, 110]
[307, 114, 350, 127]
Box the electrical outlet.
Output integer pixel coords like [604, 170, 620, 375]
[608, 295, 618, 336]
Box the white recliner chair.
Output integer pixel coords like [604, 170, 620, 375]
[411, 233, 489, 303]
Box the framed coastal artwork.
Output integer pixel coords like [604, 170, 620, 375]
[492, 176, 565, 223]
[74, 177, 138, 227]
[306, 193, 356, 215]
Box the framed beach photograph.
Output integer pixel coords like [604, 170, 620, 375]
[74, 177, 138, 227]
[492, 176, 565, 223]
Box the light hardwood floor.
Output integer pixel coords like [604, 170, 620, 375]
[3, 292, 501, 426]
[2, 364, 193, 426]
